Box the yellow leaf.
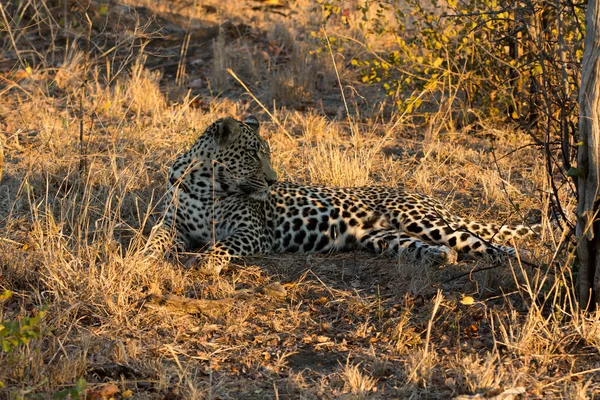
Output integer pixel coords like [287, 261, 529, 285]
[0, 290, 13, 301]
[460, 296, 475, 305]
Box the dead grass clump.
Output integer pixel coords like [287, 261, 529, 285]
[402, 291, 444, 390]
[210, 28, 260, 93]
[296, 111, 336, 141]
[493, 305, 558, 365]
[572, 310, 600, 352]
[270, 69, 312, 108]
[54, 47, 86, 92]
[390, 309, 421, 354]
[339, 360, 378, 396]
[561, 378, 596, 400]
[305, 142, 380, 187]
[404, 348, 440, 388]
[127, 60, 166, 120]
[266, 23, 316, 107]
[267, 22, 299, 58]
[211, 30, 232, 92]
[454, 353, 511, 394]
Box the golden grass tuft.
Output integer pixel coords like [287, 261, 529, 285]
[339, 359, 378, 396]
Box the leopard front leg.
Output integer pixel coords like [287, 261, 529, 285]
[188, 230, 272, 275]
[359, 229, 458, 264]
[142, 222, 186, 260]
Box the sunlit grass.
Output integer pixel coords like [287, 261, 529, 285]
[0, 0, 594, 398]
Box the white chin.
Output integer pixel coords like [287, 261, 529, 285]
[250, 191, 269, 201]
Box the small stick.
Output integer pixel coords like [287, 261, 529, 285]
[227, 68, 294, 141]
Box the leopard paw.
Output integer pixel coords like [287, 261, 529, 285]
[186, 253, 227, 276]
[433, 245, 458, 265]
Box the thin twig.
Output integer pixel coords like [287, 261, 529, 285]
[226, 69, 294, 141]
[322, 27, 356, 138]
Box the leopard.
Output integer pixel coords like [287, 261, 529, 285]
[144, 115, 540, 275]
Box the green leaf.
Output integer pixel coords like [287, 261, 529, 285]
[53, 389, 71, 400]
[567, 167, 587, 178]
[75, 377, 87, 393]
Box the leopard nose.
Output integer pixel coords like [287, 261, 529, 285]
[265, 168, 278, 186]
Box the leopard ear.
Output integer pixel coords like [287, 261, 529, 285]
[243, 115, 260, 131]
[215, 117, 241, 145]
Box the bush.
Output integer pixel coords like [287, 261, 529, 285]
[0, 291, 45, 354]
[317, 0, 584, 128]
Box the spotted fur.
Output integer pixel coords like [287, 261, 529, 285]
[145, 116, 540, 274]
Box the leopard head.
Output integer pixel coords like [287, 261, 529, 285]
[199, 116, 277, 200]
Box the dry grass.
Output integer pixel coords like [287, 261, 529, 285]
[0, 0, 598, 399]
